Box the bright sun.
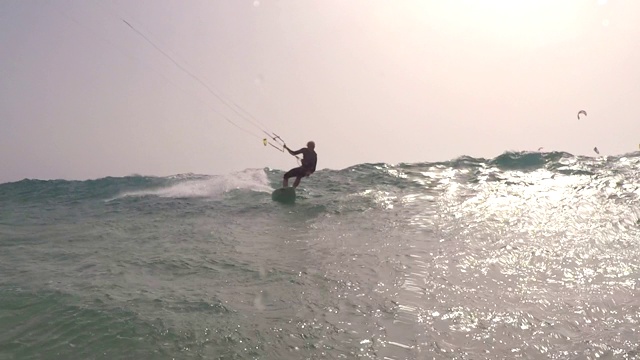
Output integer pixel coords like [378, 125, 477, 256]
[400, 0, 594, 48]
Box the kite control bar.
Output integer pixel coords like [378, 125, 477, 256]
[263, 133, 286, 152]
[263, 133, 301, 164]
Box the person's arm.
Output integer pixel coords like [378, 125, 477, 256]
[285, 145, 304, 156]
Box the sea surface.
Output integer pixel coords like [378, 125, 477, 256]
[1, 151, 640, 360]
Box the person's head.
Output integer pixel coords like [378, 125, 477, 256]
[307, 141, 315, 150]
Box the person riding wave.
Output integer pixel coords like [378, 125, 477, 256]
[283, 141, 317, 188]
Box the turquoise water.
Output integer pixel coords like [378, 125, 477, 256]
[1, 151, 640, 359]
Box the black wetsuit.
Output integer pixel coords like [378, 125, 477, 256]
[284, 148, 317, 179]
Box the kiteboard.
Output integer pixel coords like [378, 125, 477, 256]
[272, 187, 296, 204]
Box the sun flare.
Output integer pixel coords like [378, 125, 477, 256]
[398, 0, 593, 48]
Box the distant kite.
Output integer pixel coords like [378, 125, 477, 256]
[577, 110, 587, 120]
[593, 146, 600, 154]
[538, 147, 544, 151]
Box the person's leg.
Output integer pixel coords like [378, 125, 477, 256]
[283, 167, 301, 187]
[293, 176, 302, 188]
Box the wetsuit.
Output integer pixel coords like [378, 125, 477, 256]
[284, 148, 317, 179]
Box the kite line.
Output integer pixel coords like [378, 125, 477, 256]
[119, 18, 290, 153]
[55, 1, 292, 156]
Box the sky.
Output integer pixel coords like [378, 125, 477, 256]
[1, 0, 639, 183]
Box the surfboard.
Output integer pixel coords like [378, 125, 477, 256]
[271, 187, 296, 204]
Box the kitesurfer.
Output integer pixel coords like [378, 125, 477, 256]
[283, 141, 317, 188]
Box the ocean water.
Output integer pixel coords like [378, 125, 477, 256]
[1, 151, 640, 360]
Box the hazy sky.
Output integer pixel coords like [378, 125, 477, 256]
[1, 0, 639, 183]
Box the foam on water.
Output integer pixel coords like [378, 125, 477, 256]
[116, 168, 273, 199]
